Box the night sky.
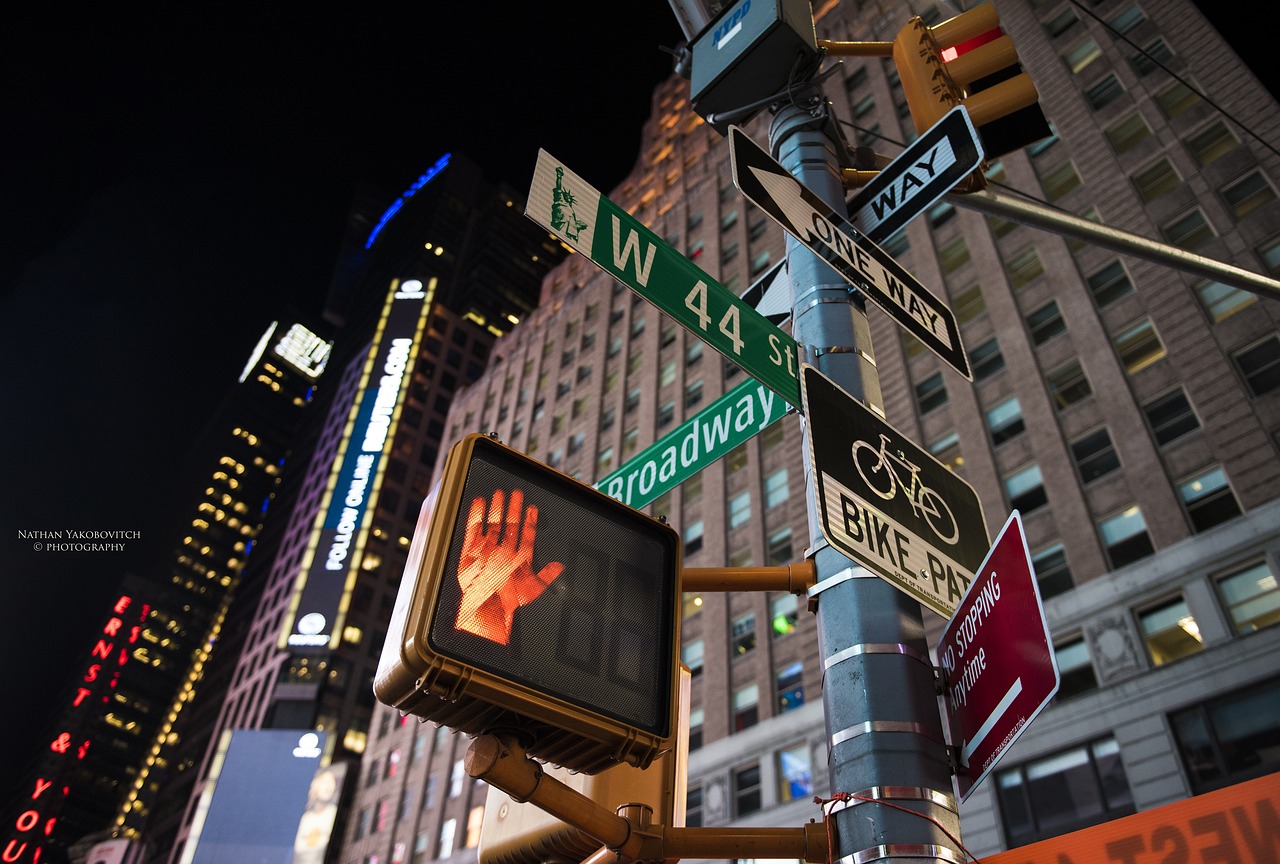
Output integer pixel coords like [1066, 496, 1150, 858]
[1, 6, 682, 792]
[2, 0, 1274, 806]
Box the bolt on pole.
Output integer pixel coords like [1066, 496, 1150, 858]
[770, 92, 963, 861]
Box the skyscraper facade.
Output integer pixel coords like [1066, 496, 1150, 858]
[343, 0, 1279, 862]
[160, 153, 566, 864]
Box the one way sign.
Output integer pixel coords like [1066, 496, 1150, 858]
[729, 126, 971, 380]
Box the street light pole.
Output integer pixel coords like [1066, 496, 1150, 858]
[771, 93, 963, 861]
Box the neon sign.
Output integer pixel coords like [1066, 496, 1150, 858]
[364, 154, 452, 250]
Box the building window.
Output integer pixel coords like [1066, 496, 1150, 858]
[915, 372, 948, 414]
[688, 708, 704, 753]
[953, 285, 985, 324]
[687, 784, 703, 827]
[357, 808, 372, 839]
[1099, 506, 1153, 568]
[685, 379, 703, 408]
[968, 337, 1006, 380]
[1071, 428, 1121, 483]
[1157, 77, 1202, 117]
[996, 737, 1134, 847]
[1044, 6, 1079, 37]
[450, 760, 465, 797]
[987, 397, 1026, 445]
[1086, 261, 1134, 307]
[1143, 389, 1200, 445]
[1006, 248, 1045, 289]
[1216, 560, 1280, 634]
[438, 818, 456, 859]
[734, 763, 763, 816]
[771, 593, 799, 637]
[1259, 236, 1280, 276]
[1027, 301, 1067, 345]
[1139, 596, 1203, 665]
[734, 684, 760, 732]
[1063, 37, 1102, 74]
[658, 400, 675, 428]
[1178, 466, 1241, 532]
[597, 447, 613, 476]
[1132, 158, 1179, 202]
[1047, 359, 1092, 410]
[929, 431, 962, 471]
[1041, 162, 1082, 200]
[1114, 318, 1165, 373]
[1221, 170, 1277, 219]
[1005, 464, 1047, 513]
[1195, 278, 1256, 322]
[1185, 120, 1236, 166]
[939, 236, 971, 273]
[1131, 37, 1175, 76]
[729, 491, 751, 528]
[768, 529, 793, 566]
[682, 639, 704, 678]
[684, 520, 704, 557]
[765, 469, 789, 509]
[683, 592, 703, 618]
[466, 806, 484, 849]
[1033, 543, 1073, 599]
[726, 443, 749, 474]
[776, 662, 804, 713]
[1234, 336, 1280, 395]
[732, 613, 757, 656]
[1054, 638, 1098, 700]
[928, 200, 956, 228]
[1171, 677, 1280, 794]
[1105, 111, 1151, 154]
[1161, 208, 1216, 250]
[1085, 74, 1124, 110]
[777, 744, 814, 803]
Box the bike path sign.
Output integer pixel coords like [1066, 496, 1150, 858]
[526, 150, 802, 409]
[801, 365, 988, 618]
[730, 126, 971, 381]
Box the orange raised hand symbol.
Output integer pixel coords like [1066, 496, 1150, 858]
[454, 489, 564, 645]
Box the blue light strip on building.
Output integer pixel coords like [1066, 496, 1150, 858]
[364, 153, 452, 249]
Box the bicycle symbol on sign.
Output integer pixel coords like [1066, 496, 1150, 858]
[852, 434, 959, 544]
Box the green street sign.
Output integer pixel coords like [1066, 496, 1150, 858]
[526, 150, 802, 408]
[594, 377, 788, 509]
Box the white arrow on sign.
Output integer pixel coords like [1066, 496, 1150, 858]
[730, 126, 971, 380]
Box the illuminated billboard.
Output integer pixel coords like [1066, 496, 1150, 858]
[282, 277, 433, 649]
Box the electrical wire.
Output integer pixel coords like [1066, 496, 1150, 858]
[815, 792, 984, 864]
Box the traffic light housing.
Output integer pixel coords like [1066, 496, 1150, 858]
[893, 3, 1051, 164]
[375, 433, 682, 775]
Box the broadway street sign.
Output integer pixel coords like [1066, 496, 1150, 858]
[526, 150, 802, 408]
[595, 377, 788, 510]
[801, 366, 988, 618]
[729, 127, 971, 380]
[849, 105, 984, 242]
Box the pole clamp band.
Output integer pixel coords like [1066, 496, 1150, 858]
[824, 642, 933, 672]
[808, 566, 878, 599]
[839, 844, 966, 864]
[825, 786, 957, 816]
[830, 721, 945, 749]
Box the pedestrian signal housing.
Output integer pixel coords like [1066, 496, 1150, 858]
[375, 433, 682, 774]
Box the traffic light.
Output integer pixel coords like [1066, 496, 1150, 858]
[375, 433, 682, 775]
[893, 3, 1051, 164]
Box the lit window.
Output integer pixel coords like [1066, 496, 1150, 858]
[1063, 38, 1102, 74]
[1105, 112, 1151, 154]
[777, 744, 813, 803]
[1194, 279, 1255, 322]
[1156, 78, 1201, 117]
[1132, 157, 1179, 202]
[466, 806, 484, 849]
[1099, 506, 1153, 568]
[1138, 597, 1203, 666]
[1216, 561, 1280, 634]
[929, 431, 962, 471]
[1041, 162, 1082, 200]
[1184, 120, 1236, 166]
[1114, 319, 1165, 373]
[683, 592, 703, 618]
[1178, 466, 1241, 532]
[438, 818, 456, 859]
[775, 662, 804, 713]
[771, 593, 799, 637]
[732, 613, 757, 656]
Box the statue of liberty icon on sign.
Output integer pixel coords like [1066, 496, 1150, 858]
[550, 166, 588, 241]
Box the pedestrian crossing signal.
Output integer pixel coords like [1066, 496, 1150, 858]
[375, 433, 682, 774]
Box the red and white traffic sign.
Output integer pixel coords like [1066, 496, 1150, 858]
[939, 511, 1059, 802]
